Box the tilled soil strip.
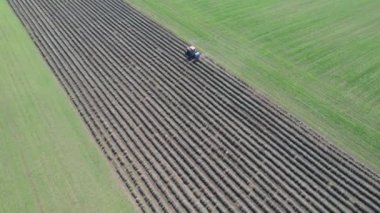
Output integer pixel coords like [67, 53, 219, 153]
[8, 0, 380, 212]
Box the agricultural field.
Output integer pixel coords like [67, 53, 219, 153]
[126, 0, 380, 171]
[0, 1, 135, 212]
[8, 0, 380, 212]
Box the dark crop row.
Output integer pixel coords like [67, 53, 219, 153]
[9, 0, 380, 212]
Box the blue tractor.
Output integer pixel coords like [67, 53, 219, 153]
[185, 45, 201, 62]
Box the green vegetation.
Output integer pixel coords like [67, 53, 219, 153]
[0, 2, 135, 212]
[126, 0, 380, 171]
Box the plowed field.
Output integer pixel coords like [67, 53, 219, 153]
[8, 0, 380, 212]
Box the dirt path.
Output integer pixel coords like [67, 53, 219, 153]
[8, 0, 380, 211]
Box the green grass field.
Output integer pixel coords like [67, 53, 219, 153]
[126, 0, 380, 171]
[0, 1, 135, 212]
